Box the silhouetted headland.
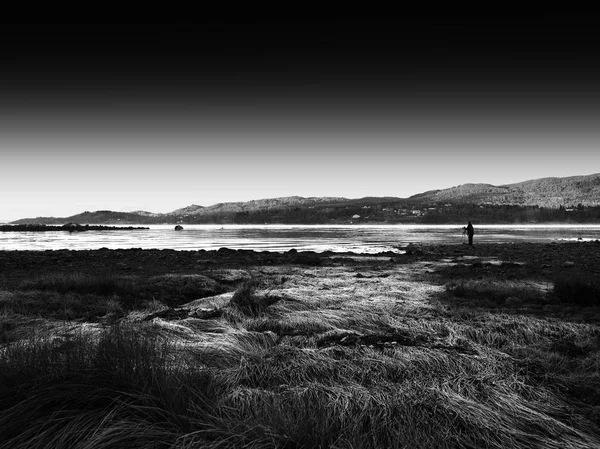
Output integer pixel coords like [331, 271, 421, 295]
[0, 223, 149, 232]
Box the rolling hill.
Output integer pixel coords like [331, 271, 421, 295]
[10, 173, 600, 225]
[410, 173, 600, 208]
[170, 197, 349, 216]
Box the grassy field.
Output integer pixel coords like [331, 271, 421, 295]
[1, 245, 600, 448]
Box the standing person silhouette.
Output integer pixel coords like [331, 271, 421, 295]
[465, 221, 474, 246]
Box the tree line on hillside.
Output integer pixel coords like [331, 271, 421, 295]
[418, 204, 600, 224]
[172, 203, 600, 224]
[12, 203, 600, 226]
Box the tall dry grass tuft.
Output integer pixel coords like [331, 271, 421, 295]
[229, 280, 280, 317]
[0, 322, 223, 449]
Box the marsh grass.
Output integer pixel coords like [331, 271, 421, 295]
[5, 319, 600, 448]
[3, 262, 600, 448]
[439, 288, 600, 431]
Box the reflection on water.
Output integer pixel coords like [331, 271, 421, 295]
[1, 224, 600, 253]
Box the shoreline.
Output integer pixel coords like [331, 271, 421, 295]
[0, 224, 149, 232]
[2, 240, 599, 283]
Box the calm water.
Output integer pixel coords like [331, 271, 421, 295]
[1, 224, 600, 253]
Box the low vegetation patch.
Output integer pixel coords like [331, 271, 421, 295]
[0, 289, 124, 321]
[554, 275, 600, 306]
[446, 278, 547, 307]
[15, 272, 230, 311]
[19, 272, 134, 297]
[141, 274, 227, 305]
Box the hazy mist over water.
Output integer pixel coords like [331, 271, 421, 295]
[2, 225, 599, 252]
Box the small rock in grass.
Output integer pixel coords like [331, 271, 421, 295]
[505, 296, 523, 306]
[563, 261, 575, 268]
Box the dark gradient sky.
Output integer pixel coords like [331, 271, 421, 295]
[1, 17, 599, 220]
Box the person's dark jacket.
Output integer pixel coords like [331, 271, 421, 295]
[466, 223, 474, 236]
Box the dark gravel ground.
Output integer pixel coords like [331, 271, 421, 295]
[1, 241, 598, 287]
[0, 248, 398, 289]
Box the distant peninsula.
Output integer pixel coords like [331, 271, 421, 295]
[0, 223, 149, 232]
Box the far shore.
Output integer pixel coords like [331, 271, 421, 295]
[0, 224, 150, 232]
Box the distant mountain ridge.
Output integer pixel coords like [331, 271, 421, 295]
[411, 173, 600, 208]
[170, 196, 348, 216]
[11, 197, 357, 225]
[10, 173, 600, 225]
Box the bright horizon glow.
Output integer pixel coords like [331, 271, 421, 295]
[1, 129, 598, 222]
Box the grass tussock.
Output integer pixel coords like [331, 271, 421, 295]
[0, 322, 223, 449]
[554, 275, 600, 306]
[229, 280, 280, 317]
[246, 313, 336, 336]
